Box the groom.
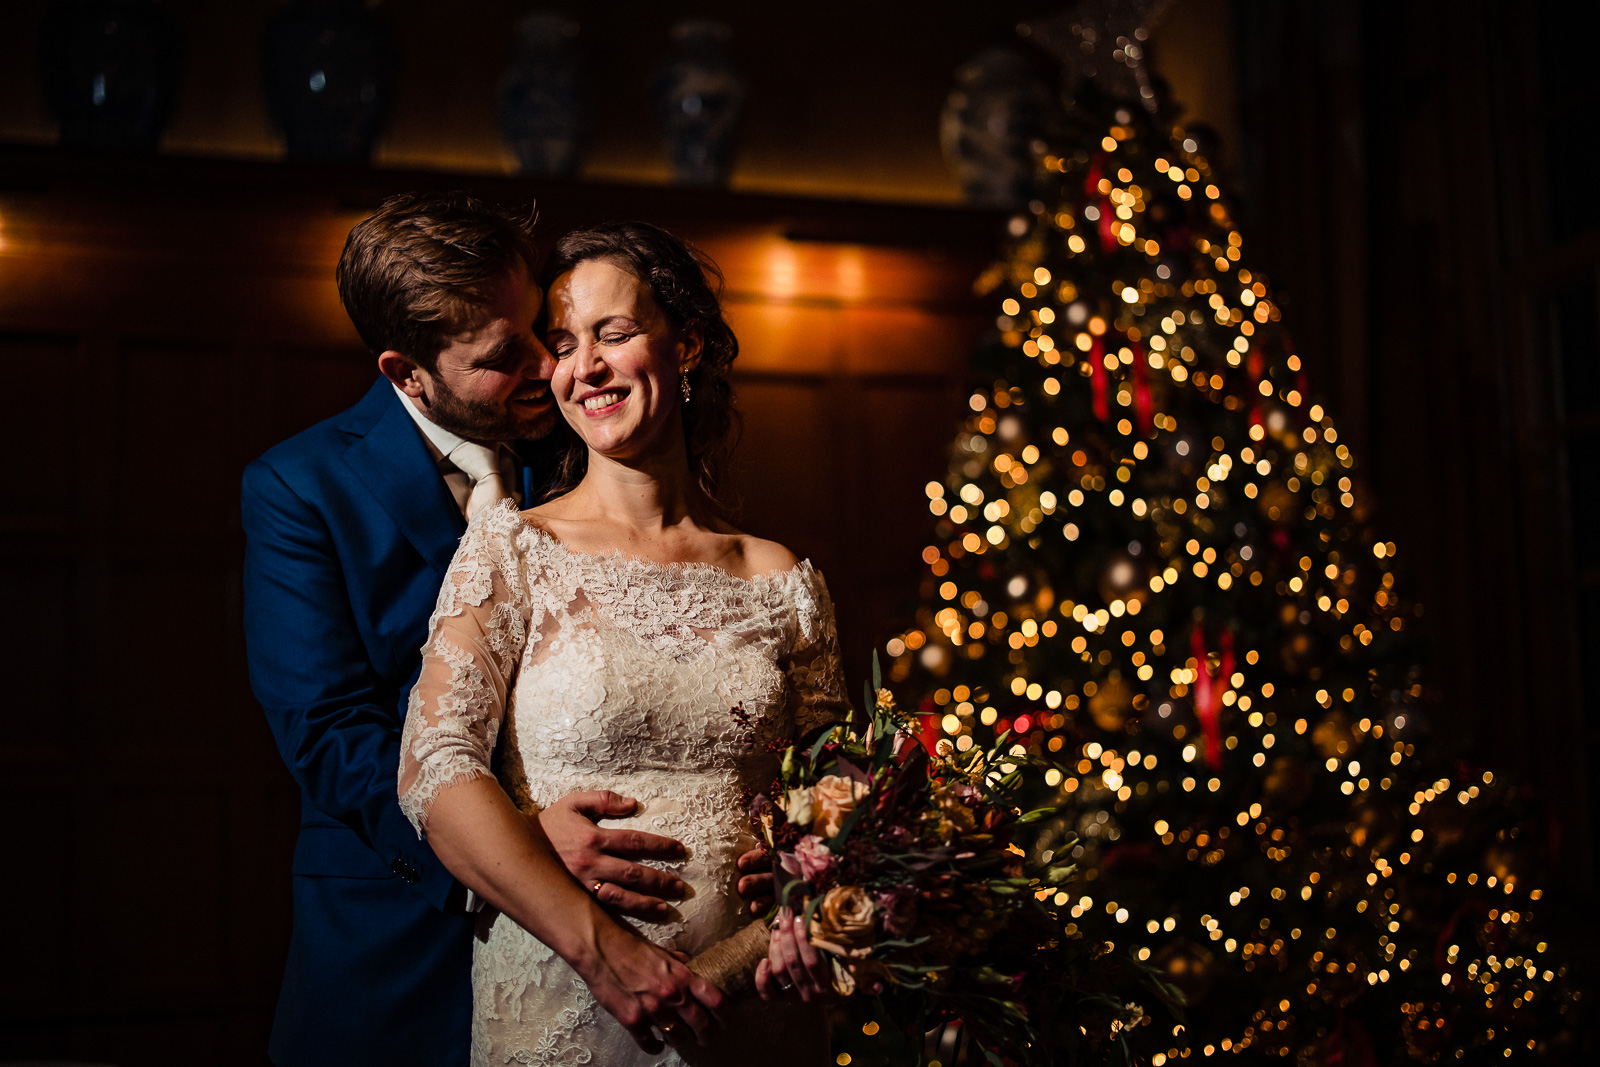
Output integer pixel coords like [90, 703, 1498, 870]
[243, 192, 711, 1066]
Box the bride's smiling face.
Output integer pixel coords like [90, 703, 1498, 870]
[545, 258, 701, 461]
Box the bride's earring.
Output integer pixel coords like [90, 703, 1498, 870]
[680, 372, 692, 402]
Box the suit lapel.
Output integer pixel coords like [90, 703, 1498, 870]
[343, 384, 465, 574]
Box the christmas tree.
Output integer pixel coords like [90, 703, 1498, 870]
[885, 6, 1585, 1063]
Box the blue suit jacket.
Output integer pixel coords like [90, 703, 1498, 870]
[242, 378, 558, 1066]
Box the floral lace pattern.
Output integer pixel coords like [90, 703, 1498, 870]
[400, 501, 847, 1066]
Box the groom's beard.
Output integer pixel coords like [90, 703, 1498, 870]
[424, 376, 557, 444]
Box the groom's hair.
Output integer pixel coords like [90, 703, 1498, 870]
[337, 190, 538, 371]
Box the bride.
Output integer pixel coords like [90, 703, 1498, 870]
[398, 221, 849, 1065]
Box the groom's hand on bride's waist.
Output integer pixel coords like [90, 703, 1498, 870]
[538, 791, 690, 921]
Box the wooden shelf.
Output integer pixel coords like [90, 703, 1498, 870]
[0, 142, 1009, 251]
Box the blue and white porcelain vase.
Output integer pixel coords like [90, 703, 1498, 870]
[262, 0, 396, 163]
[38, 0, 183, 151]
[653, 20, 744, 188]
[939, 46, 1053, 208]
[496, 10, 589, 178]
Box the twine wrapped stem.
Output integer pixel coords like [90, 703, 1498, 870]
[687, 918, 770, 995]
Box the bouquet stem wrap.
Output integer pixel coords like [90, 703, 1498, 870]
[687, 918, 769, 995]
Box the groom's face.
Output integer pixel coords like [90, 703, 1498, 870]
[412, 264, 559, 443]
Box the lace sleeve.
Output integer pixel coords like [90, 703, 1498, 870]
[399, 506, 531, 836]
[784, 567, 851, 738]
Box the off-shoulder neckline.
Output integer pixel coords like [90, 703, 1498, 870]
[494, 502, 818, 588]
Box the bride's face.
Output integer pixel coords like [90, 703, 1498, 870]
[545, 258, 701, 462]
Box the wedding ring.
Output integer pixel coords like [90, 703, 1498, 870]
[777, 979, 794, 992]
[662, 1022, 682, 1038]
[591, 881, 604, 896]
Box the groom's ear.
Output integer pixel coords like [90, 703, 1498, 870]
[676, 324, 704, 375]
[378, 350, 428, 397]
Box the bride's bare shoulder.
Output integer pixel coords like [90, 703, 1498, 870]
[518, 498, 581, 539]
[733, 533, 801, 578]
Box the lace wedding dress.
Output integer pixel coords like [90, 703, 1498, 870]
[398, 500, 848, 1066]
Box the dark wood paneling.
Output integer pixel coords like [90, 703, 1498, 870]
[0, 562, 77, 762]
[0, 332, 83, 526]
[103, 563, 235, 755]
[115, 342, 238, 533]
[79, 789, 228, 995]
[2, 784, 74, 1009]
[268, 344, 376, 445]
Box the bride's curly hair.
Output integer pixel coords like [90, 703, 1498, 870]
[541, 221, 742, 516]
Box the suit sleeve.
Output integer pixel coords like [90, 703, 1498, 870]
[241, 457, 459, 912]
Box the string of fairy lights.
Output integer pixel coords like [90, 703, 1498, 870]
[886, 103, 1580, 1063]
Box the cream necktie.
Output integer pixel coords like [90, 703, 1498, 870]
[447, 441, 512, 521]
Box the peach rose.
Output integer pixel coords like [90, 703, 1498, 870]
[811, 774, 869, 839]
[810, 885, 877, 958]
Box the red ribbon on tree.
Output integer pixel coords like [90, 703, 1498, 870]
[1090, 335, 1110, 422]
[1130, 341, 1153, 435]
[1324, 1013, 1378, 1067]
[1083, 151, 1117, 254]
[1189, 624, 1233, 770]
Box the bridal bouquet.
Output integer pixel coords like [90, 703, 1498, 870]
[690, 659, 1156, 1065]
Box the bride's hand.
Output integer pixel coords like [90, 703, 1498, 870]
[735, 847, 775, 913]
[576, 919, 726, 1053]
[754, 909, 838, 1003]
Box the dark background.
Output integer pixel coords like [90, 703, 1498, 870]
[1, 0, 1595, 1062]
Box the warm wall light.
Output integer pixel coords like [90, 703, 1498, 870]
[836, 247, 866, 302]
[761, 239, 800, 300]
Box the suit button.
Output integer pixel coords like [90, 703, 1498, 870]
[391, 858, 418, 883]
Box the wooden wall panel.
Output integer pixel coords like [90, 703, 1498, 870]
[80, 789, 227, 995]
[724, 301, 842, 375]
[267, 344, 376, 445]
[0, 333, 83, 525]
[103, 564, 234, 755]
[114, 342, 238, 532]
[838, 306, 982, 376]
[2, 784, 74, 1010]
[0, 562, 77, 762]
[728, 380, 838, 555]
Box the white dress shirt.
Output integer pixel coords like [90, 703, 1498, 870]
[393, 385, 513, 911]
[392, 385, 523, 516]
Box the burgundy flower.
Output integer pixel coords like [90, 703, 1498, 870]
[875, 884, 919, 937]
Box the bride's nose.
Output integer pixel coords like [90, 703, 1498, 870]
[572, 341, 609, 383]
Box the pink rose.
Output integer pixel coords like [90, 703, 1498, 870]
[794, 834, 835, 884]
